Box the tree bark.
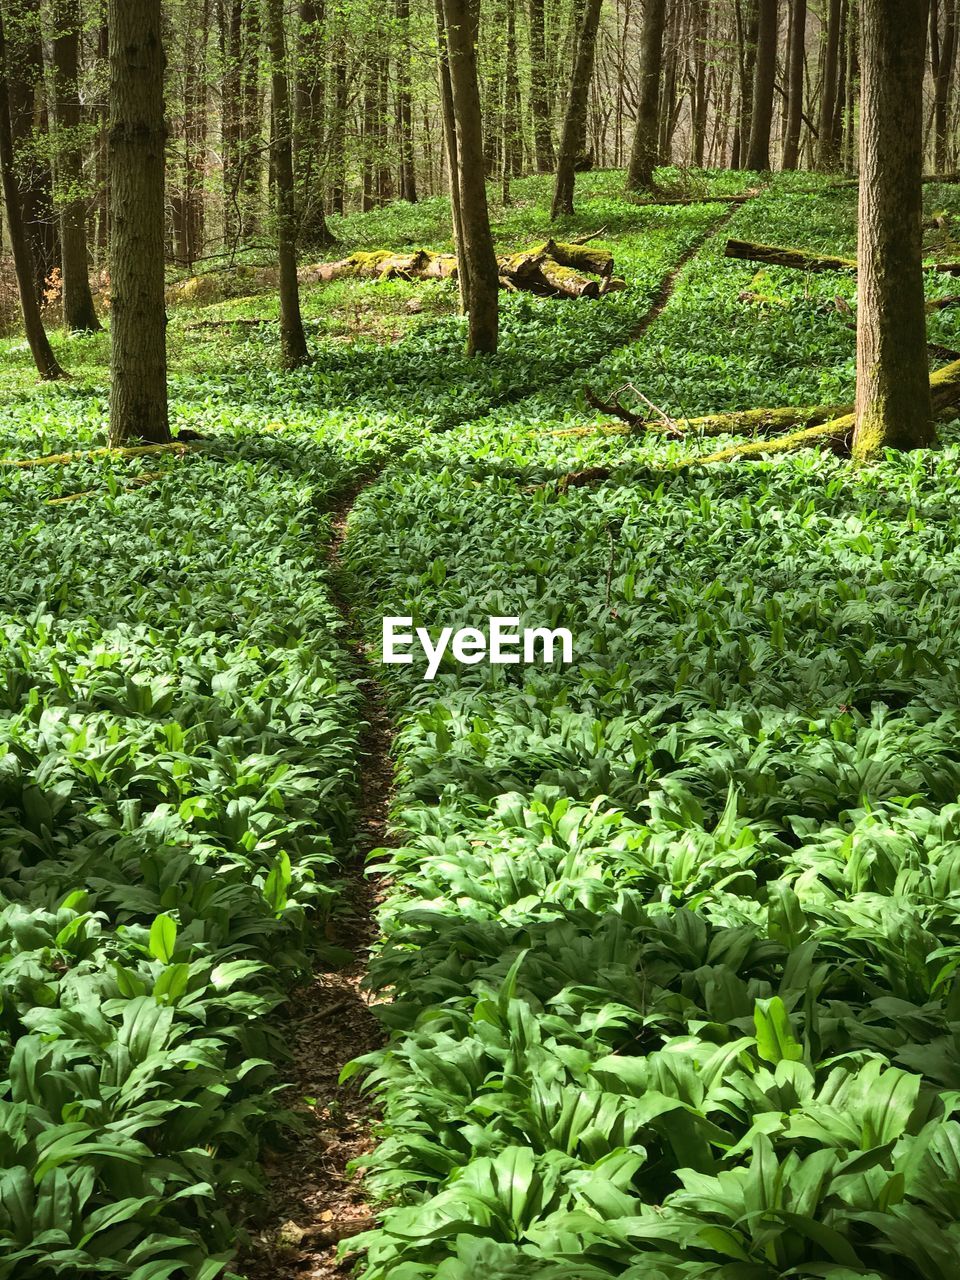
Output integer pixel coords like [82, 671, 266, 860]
[436, 0, 469, 309]
[528, 0, 554, 170]
[782, 0, 806, 168]
[0, 4, 64, 378]
[552, 0, 603, 216]
[625, 0, 667, 189]
[931, 0, 958, 173]
[441, 0, 499, 352]
[266, 0, 309, 368]
[108, 0, 168, 443]
[745, 0, 777, 170]
[51, 0, 101, 332]
[397, 0, 418, 201]
[817, 0, 842, 168]
[853, 0, 934, 462]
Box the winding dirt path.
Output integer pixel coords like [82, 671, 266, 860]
[242, 477, 394, 1280]
[238, 197, 760, 1277]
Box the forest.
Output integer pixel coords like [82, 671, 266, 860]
[2, 0, 960, 1278]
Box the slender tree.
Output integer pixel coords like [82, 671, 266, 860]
[440, 0, 498, 353]
[552, 0, 603, 215]
[108, 0, 169, 443]
[51, 0, 102, 332]
[625, 0, 667, 190]
[266, 0, 309, 367]
[852, 0, 934, 462]
[931, 0, 958, 174]
[745, 0, 777, 170]
[782, 0, 807, 169]
[0, 1, 64, 378]
[528, 0, 554, 170]
[818, 0, 842, 168]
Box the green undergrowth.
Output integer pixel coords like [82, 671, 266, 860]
[3, 169, 960, 1279]
[0, 405, 397, 1274]
[337, 177, 960, 1279]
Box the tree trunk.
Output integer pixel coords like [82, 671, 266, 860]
[931, 0, 958, 173]
[528, 0, 554, 170]
[441, 0, 499, 353]
[266, 0, 309, 368]
[735, 0, 760, 167]
[330, 49, 346, 215]
[625, 0, 667, 189]
[295, 0, 334, 244]
[818, 0, 842, 167]
[745, 0, 777, 170]
[0, 5, 64, 378]
[51, 0, 101, 332]
[691, 0, 709, 168]
[782, 0, 806, 168]
[239, 0, 263, 236]
[397, 0, 418, 201]
[436, 0, 469, 309]
[551, 0, 603, 216]
[853, 0, 934, 462]
[7, 0, 59, 299]
[222, 0, 242, 246]
[108, 0, 169, 443]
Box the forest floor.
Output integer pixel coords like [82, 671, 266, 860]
[4, 169, 960, 1280]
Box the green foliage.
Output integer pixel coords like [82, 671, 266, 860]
[336, 178, 960, 1278]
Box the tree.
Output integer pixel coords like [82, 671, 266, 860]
[552, 0, 602, 216]
[528, 0, 554, 171]
[745, 0, 777, 170]
[930, 0, 958, 174]
[108, 0, 170, 444]
[817, 0, 842, 168]
[51, 0, 102, 333]
[625, 0, 667, 190]
[852, 0, 934, 462]
[266, 0, 310, 368]
[0, 2, 64, 379]
[781, 0, 807, 170]
[440, 0, 499, 354]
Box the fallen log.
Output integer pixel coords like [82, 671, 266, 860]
[300, 241, 616, 300]
[725, 240, 858, 272]
[578, 390, 849, 439]
[682, 356, 960, 466]
[726, 239, 960, 277]
[629, 192, 759, 208]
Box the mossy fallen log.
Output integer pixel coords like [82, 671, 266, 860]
[681, 356, 960, 466]
[726, 239, 960, 278]
[300, 241, 617, 300]
[2, 442, 192, 468]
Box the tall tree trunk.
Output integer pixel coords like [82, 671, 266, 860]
[931, 0, 958, 172]
[51, 0, 101, 332]
[440, 0, 499, 353]
[295, 0, 335, 243]
[7, 0, 59, 299]
[853, 0, 934, 462]
[329, 48, 346, 214]
[782, 0, 806, 168]
[239, 0, 262, 235]
[842, 0, 858, 172]
[397, 0, 418, 201]
[817, 0, 842, 167]
[551, 0, 603, 215]
[734, 0, 759, 168]
[0, 4, 64, 378]
[691, 0, 709, 168]
[222, 0, 242, 246]
[745, 0, 777, 169]
[528, 0, 554, 170]
[436, 0, 469, 308]
[266, 0, 309, 368]
[625, 0, 667, 189]
[108, 0, 169, 443]
[361, 55, 377, 210]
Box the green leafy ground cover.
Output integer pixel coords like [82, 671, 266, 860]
[3, 171, 960, 1278]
